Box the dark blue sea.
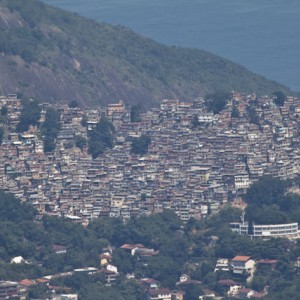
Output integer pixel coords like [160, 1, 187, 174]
[42, 0, 300, 92]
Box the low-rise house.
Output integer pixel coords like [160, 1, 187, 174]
[214, 258, 230, 272]
[199, 288, 216, 299]
[176, 279, 202, 287]
[178, 274, 190, 283]
[100, 252, 112, 266]
[106, 264, 118, 274]
[52, 244, 67, 255]
[147, 288, 172, 300]
[256, 259, 277, 270]
[18, 279, 36, 295]
[100, 269, 118, 285]
[19, 279, 36, 288]
[73, 267, 98, 275]
[0, 281, 19, 300]
[120, 243, 145, 253]
[231, 256, 255, 275]
[218, 279, 242, 297]
[132, 246, 159, 257]
[139, 278, 160, 290]
[171, 290, 185, 300]
[10, 256, 28, 264]
[52, 294, 78, 300]
[237, 288, 255, 299]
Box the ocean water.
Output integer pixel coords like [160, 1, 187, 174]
[42, 0, 300, 91]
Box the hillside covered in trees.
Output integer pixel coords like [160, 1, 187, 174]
[0, 0, 292, 108]
[1, 176, 300, 299]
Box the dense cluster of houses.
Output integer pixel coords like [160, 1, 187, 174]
[0, 92, 300, 225]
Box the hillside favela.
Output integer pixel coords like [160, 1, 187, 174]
[1, 1, 300, 300]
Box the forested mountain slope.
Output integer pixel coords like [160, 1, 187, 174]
[0, 0, 291, 107]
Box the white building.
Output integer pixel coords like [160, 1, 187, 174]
[228, 284, 242, 297]
[231, 256, 255, 275]
[214, 258, 230, 272]
[198, 113, 216, 123]
[234, 174, 251, 189]
[60, 295, 78, 300]
[230, 222, 299, 238]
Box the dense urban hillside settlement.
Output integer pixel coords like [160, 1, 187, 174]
[0, 0, 291, 107]
[0, 92, 299, 222]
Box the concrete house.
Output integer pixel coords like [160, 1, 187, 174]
[231, 256, 255, 274]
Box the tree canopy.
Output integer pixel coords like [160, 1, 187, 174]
[16, 99, 41, 132]
[41, 107, 61, 152]
[75, 135, 87, 151]
[205, 91, 230, 114]
[0, 127, 3, 144]
[244, 176, 300, 225]
[131, 135, 151, 155]
[88, 118, 115, 158]
[130, 104, 142, 122]
[273, 91, 286, 106]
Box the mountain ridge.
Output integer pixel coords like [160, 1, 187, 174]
[0, 0, 292, 107]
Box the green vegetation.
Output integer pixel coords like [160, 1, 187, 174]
[231, 105, 240, 118]
[246, 104, 259, 125]
[191, 115, 200, 129]
[1, 106, 7, 116]
[75, 135, 87, 151]
[0, 126, 3, 144]
[244, 176, 300, 225]
[48, 274, 145, 300]
[81, 114, 88, 127]
[0, 0, 292, 107]
[16, 98, 41, 132]
[130, 104, 141, 122]
[273, 91, 286, 106]
[41, 107, 61, 152]
[0, 190, 36, 222]
[205, 91, 230, 114]
[69, 100, 79, 108]
[131, 135, 151, 155]
[88, 118, 115, 158]
[27, 283, 51, 299]
[0, 191, 109, 280]
[2, 181, 300, 299]
[244, 176, 289, 207]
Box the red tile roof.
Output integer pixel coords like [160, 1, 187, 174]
[19, 279, 36, 287]
[257, 259, 277, 265]
[36, 278, 49, 283]
[232, 255, 251, 262]
[218, 279, 238, 286]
